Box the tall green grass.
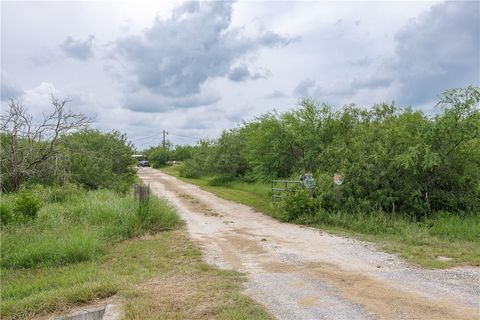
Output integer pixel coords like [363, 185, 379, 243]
[428, 212, 480, 241]
[1, 185, 182, 318]
[1, 188, 181, 269]
[295, 209, 479, 240]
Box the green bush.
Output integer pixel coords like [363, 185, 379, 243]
[1, 203, 14, 225]
[207, 174, 235, 186]
[14, 191, 42, 221]
[178, 160, 202, 178]
[278, 188, 318, 222]
[62, 129, 136, 193]
[176, 86, 480, 219]
[148, 147, 171, 168]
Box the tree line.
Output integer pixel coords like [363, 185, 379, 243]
[160, 86, 479, 218]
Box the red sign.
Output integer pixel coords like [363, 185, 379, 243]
[333, 174, 343, 185]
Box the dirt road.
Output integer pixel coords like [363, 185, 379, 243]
[139, 168, 480, 320]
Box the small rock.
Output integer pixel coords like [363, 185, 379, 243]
[376, 265, 381, 268]
[261, 238, 267, 241]
[436, 256, 454, 262]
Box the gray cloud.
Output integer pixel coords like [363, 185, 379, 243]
[294, 78, 317, 98]
[293, 74, 391, 102]
[1, 76, 24, 101]
[391, 1, 480, 105]
[125, 89, 221, 113]
[257, 31, 300, 47]
[350, 57, 373, 67]
[264, 90, 288, 99]
[228, 64, 251, 82]
[228, 64, 270, 82]
[115, 1, 297, 98]
[60, 35, 95, 60]
[294, 1, 480, 106]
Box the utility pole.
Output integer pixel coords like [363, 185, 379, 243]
[162, 130, 168, 149]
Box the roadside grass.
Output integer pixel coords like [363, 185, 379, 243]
[161, 166, 480, 269]
[1, 186, 271, 319]
[1, 229, 272, 320]
[121, 231, 273, 320]
[1, 189, 180, 269]
[296, 212, 480, 268]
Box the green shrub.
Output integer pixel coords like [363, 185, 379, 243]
[148, 148, 171, 168]
[207, 174, 235, 186]
[14, 191, 42, 220]
[62, 130, 136, 193]
[1, 203, 14, 225]
[178, 161, 202, 178]
[175, 86, 480, 219]
[278, 188, 319, 222]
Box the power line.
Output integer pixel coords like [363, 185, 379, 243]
[131, 133, 163, 142]
[132, 131, 204, 142]
[135, 139, 160, 147]
[132, 131, 205, 149]
[169, 132, 204, 140]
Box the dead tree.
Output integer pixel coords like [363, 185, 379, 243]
[0, 96, 92, 191]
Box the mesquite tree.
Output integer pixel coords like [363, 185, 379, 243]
[0, 96, 91, 191]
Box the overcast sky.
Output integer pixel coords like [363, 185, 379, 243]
[1, 1, 479, 148]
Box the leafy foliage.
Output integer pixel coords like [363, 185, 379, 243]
[278, 188, 318, 222]
[177, 86, 480, 219]
[148, 147, 171, 168]
[14, 190, 42, 221]
[61, 129, 136, 192]
[1, 100, 136, 193]
[0, 203, 14, 225]
[0, 97, 91, 192]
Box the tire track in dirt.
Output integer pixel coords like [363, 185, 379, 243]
[139, 168, 480, 320]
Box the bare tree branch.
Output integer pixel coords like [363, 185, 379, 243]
[0, 96, 93, 191]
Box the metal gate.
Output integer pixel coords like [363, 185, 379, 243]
[271, 180, 302, 205]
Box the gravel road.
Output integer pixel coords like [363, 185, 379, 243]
[139, 168, 480, 320]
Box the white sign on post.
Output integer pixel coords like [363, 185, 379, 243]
[303, 174, 315, 189]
